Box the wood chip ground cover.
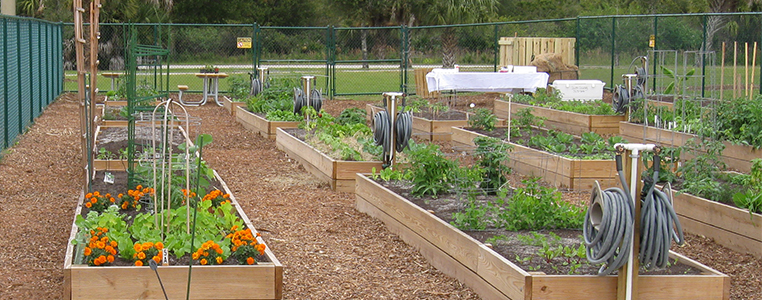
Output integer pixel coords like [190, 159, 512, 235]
[0, 93, 759, 299]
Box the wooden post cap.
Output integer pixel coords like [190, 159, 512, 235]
[177, 85, 189, 90]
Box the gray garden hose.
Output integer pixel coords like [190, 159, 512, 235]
[293, 87, 306, 114]
[373, 110, 391, 155]
[250, 78, 262, 96]
[584, 154, 634, 275]
[394, 111, 412, 152]
[639, 153, 685, 270]
[613, 84, 629, 114]
[310, 89, 322, 113]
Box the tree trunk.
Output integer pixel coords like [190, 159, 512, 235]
[441, 27, 457, 68]
[361, 28, 369, 69]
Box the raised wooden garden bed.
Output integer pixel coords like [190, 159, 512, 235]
[494, 100, 624, 135]
[63, 171, 283, 300]
[275, 128, 383, 193]
[451, 127, 618, 190]
[354, 174, 730, 300]
[670, 189, 762, 258]
[222, 97, 247, 117]
[619, 121, 762, 173]
[236, 107, 299, 140]
[92, 125, 128, 171]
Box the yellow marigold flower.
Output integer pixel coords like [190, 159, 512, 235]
[137, 252, 146, 260]
[216, 257, 222, 264]
[83, 247, 92, 256]
[155, 242, 164, 250]
[135, 260, 143, 266]
[200, 259, 207, 265]
[246, 257, 255, 265]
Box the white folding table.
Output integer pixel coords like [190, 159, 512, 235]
[426, 71, 549, 93]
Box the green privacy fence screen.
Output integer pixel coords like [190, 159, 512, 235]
[1, 15, 64, 150]
[62, 13, 762, 99]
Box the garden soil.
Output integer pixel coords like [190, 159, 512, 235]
[0, 93, 759, 299]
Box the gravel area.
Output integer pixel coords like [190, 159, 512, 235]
[0, 92, 759, 299]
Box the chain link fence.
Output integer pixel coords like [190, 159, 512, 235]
[59, 13, 762, 100]
[2, 15, 63, 149]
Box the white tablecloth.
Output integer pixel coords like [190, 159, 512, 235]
[426, 71, 549, 93]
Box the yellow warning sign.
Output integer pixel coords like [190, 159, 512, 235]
[237, 37, 252, 49]
[649, 35, 655, 48]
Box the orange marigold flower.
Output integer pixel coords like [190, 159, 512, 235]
[203, 251, 209, 257]
[246, 257, 255, 265]
[216, 257, 223, 264]
[83, 247, 92, 256]
[231, 225, 238, 231]
[91, 198, 98, 203]
[215, 248, 223, 255]
[105, 193, 111, 198]
[118, 193, 123, 198]
[93, 191, 100, 197]
[90, 230, 95, 235]
[134, 243, 142, 252]
[135, 260, 143, 267]
[96, 241, 105, 249]
[153, 256, 161, 264]
[136, 185, 142, 190]
[107, 255, 115, 263]
[137, 252, 146, 260]
[142, 244, 151, 251]
[121, 202, 128, 209]
[102, 228, 108, 232]
[110, 241, 118, 248]
[143, 242, 154, 248]
[192, 252, 200, 260]
[105, 245, 114, 253]
[155, 242, 164, 250]
[200, 259, 207, 265]
[85, 193, 93, 198]
[85, 202, 92, 208]
[109, 197, 115, 203]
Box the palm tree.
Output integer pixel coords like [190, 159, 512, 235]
[419, 0, 497, 68]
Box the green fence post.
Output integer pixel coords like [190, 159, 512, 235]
[17, 19, 23, 136]
[702, 14, 707, 98]
[575, 17, 580, 68]
[3, 17, 8, 148]
[652, 16, 658, 91]
[401, 25, 407, 94]
[493, 24, 499, 72]
[29, 20, 34, 121]
[610, 16, 616, 89]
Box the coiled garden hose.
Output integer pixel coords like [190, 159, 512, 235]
[250, 78, 262, 96]
[293, 87, 306, 114]
[613, 85, 629, 114]
[584, 154, 634, 275]
[394, 111, 412, 152]
[293, 87, 323, 114]
[373, 110, 391, 154]
[639, 152, 685, 270]
[310, 89, 323, 113]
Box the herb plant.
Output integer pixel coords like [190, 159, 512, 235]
[468, 108, 498, 131]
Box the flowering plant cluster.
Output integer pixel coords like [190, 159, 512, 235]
[192, 240, 225, 265]
[132, 241, 164, 266]
[227, 226, 266, 265]
[83, 227, 117, 266]
[84, 191, 116, 213]
[202, 189, 230, 207]
[119, 185, 154, 210]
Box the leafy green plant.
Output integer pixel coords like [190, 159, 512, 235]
[716, 94, 762, 148]
[405, 143, 458, 197]
[227, 76, 250, 100]
[733, 158, 762, 215]
[661, 66, 696, 95]
[473, 136, 511, 191]
[370, 167, 404, 181]
[677, 138, 727, 200]
[510, 107, 545, 138]
[500, 178, 584, 231]
[513, 88, 617, 115]
[335, 107, 367, 126]
[468, 108, 498, 131]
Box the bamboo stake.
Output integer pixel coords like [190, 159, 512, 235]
[734, 42, 738, 99]
[745, 42, 749, 97]
[721, 42, 725, 101]
[752, 42, 757, 99]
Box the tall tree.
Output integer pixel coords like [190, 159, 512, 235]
[418, 0, 497, 67]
